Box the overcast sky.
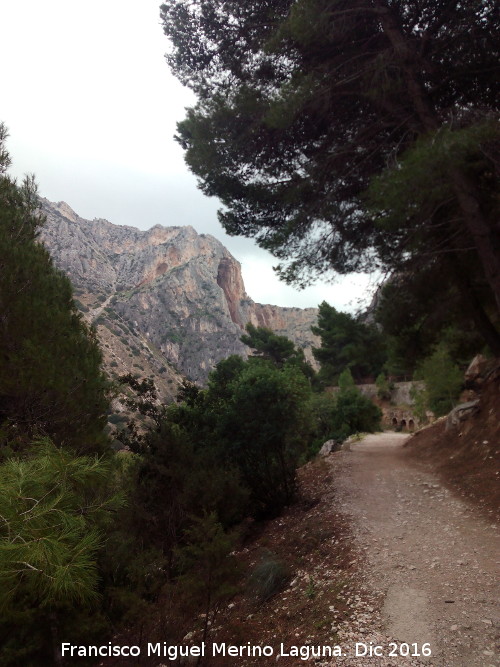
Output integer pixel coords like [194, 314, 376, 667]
[1, 0, 376, 310]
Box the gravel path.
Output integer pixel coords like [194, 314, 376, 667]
[330, 432, 499, 667]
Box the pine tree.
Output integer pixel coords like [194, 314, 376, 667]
[0, 125, 110, 456]
[0, 439, 123, 665]
[312, 302, 386, 384]
[241, 323, 315, 379]
[162, 1, 500, 345]
[175, 513, 239, 651]
[414, 346, 463, 417]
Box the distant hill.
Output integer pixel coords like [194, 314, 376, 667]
[40, 199, 319, 395]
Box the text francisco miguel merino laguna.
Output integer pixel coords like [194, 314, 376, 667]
[62, 641, 354, 660]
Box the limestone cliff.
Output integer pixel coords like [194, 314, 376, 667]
[40, 199, 319, 388]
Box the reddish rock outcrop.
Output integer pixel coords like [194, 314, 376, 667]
[40, 199, 319, 385]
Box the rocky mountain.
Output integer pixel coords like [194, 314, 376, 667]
[40, 200, 319, 394]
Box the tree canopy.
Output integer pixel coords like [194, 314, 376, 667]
[168, 353, 313, 518]
[414, 345, 463, 417]
[214, 361, 312, 516]
[241, 322, 315, 379]
[161, 0, 500, 349]
[0, 125, 110, 456]
[374, 268, 493, 373]
[312, 301, 386, 383]
[241, 323, 300, 366]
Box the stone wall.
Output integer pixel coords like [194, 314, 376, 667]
[329, 381, 427, 431]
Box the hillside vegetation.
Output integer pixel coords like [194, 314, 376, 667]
[1, 2, 499, 664]
[406, 361, 500, 520]
[1, 124, 382, 665]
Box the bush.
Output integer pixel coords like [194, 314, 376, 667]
[307, 392, 339, 457]
[415, 346, 463, 416]
[215, 363, 312, 517]
[175, 513, 240, 641]
[409, 383, 428, 423]
[246, 552, 289, 602]
[322, 369, 382, 442]
[375, 372, 392, 400]
[332, 387, 382, 441]
[108, 413, 127, 426]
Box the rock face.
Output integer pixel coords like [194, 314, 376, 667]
[445, 400, 480, 431]
[40, 200, 319, 388]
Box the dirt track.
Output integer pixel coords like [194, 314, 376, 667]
[333, 432, 499, 666]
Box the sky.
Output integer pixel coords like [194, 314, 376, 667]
[1, 0, 376, 311]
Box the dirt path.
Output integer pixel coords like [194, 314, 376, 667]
[333, 432, 499, 667]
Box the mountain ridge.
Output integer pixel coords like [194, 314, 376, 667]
[40, 199, 319, 391]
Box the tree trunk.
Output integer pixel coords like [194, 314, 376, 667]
[374, 0, 500, 315]
[450, 167, 500, 314]
[447, 257, 500, 356]
[373, 0, 438, 133]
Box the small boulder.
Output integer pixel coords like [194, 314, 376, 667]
[464, 354, 487, 387]
[445, 400, 480, 431]
[319, 439, 338, 456]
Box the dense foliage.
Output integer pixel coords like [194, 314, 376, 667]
[0, 124, 110, 456]
[0, 128, 120, 664]
[0, 442, 123, 665]
[161, 0, 500, 352]
[214, 361, 312, 515]
[413, 346, 463, 417]
[241, 322, 315, 380]
[312, 301, 386, 384]
[375, 270, 493, 375]
[0, 127, 386, 664]
[307, 376, 382, 455]
[168, 353, 313, 518]
[332, 369, 382, 440]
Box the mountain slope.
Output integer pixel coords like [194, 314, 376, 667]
[40, 200, 319, 389]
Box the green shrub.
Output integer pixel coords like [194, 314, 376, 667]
[175, 513, 240, 642]
[73, 298, 90, 313]
[415, 346, 463, 416]
[246, 552, 289, 602]
[215, 362, 312, 517]
[375, 372, 392, 400]
[307, 392, 339, 457]
[108, 413, 127, 425]
[325, 369, 382, 442]
[332, 386, 381, 441]
[409, 383, 428, 422]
